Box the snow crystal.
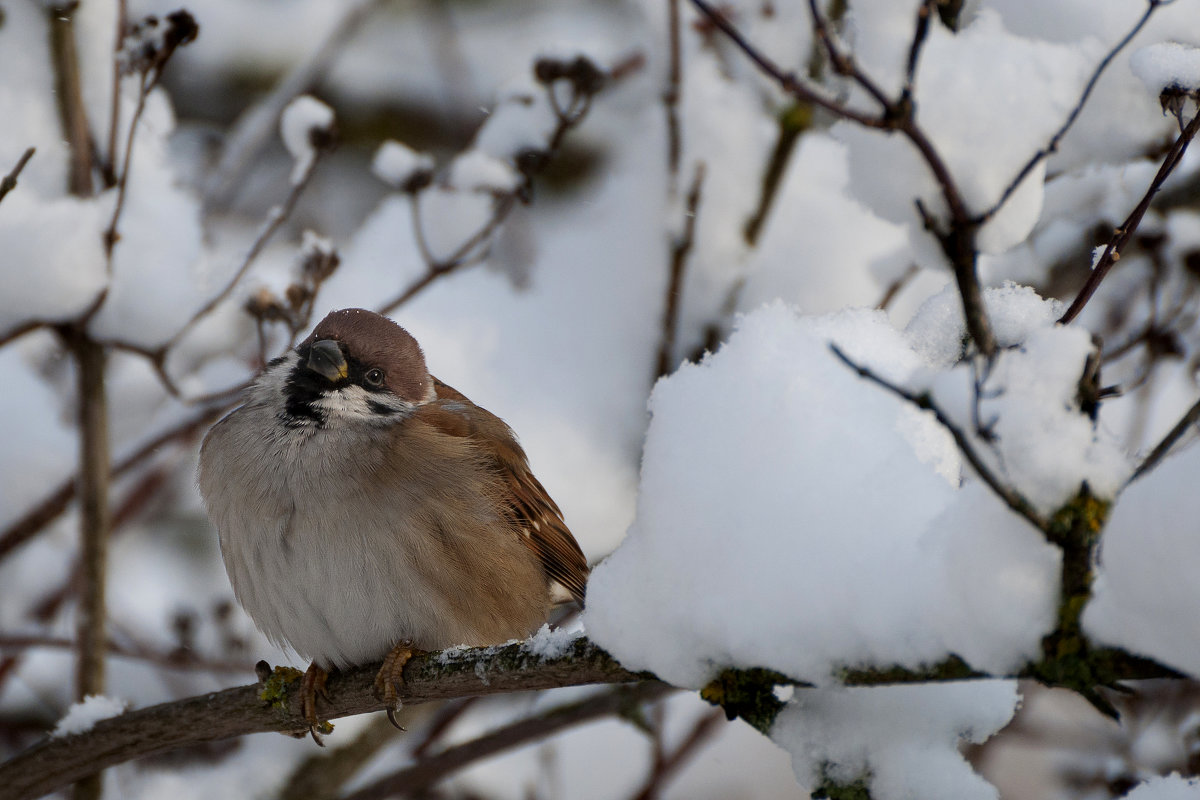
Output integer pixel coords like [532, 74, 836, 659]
[524, 624, 583, 660]
[1131, 42, 1200, 94]
[280, 95, 334, 184]
[371, 140, 434, 191]
[52, 695, 127, 738]
[448, 149, 521, 194]
[771, 681, 1019, 800]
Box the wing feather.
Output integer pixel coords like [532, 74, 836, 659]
[417, 379, 589, 605]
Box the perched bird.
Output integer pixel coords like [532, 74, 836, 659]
[198, 308, 588, 737]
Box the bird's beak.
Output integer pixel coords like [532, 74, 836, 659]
[307, 339, 348, 382]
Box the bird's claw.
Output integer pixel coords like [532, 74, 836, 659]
[301, 663, 333, 746]
[374, 642, 417, 728]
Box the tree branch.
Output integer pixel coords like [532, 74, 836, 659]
[973, 0, 1165, 226]
[656, 162, 705, 379]
[1128, 394, 1200, 485]
[1059, 104, 1200, 325]
[0, 638, 648, 800]
[829, 344, 1048, 531]
[0, 147, 35, 205]
[46, 2, 95, 196]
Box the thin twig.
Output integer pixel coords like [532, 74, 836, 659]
[656, 163, 706, 379]
[102, 72, 150, 260]
[342, 683, 675, 800]
[691, 0, 995, 359]
[1128, 394, 1200, 484]
[902, 1, 937, 100]
[829, 343, 1048, 531]
[203, 0, 381, 210]
[411, 697, 481, 759]
[664, 0, 683, 186]
[164, 149, 329, 354]
[1060, 107, 1200, 325]
[102, 0, 128, 186]
[46, 3, 95, 196]
[687, 0, 885, 129]
[631, 707, 725, 800]
[875, 264, 920, 312]
[0, 147, 35, 204]
[974, 0, 1165, 226]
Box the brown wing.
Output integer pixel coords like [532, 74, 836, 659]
[417, 378, 590, 605]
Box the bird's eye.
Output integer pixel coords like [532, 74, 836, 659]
[364, 368, 386, 387]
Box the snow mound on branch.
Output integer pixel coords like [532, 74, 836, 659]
[771, 680, 1019, 800]
[585, 301, 1066, 688]
[1131, 42, 1200, 94]
[52, 695, 127, 738]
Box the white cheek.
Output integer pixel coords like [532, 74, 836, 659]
[313, 385, 413, 422]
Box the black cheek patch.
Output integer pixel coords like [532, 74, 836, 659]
[366, 399, 401, 417]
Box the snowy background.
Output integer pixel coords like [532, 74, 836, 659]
[3, 0, 1200, 798]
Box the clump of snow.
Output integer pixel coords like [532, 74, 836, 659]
[87, 87, 209, 348]
[0, 193, 108, 336]
[280, 95, 334, 184]
[904, 283, 1063, 369]
[300, 229, 335, 260]
[906, 283, 1129, 513]
[1131, 42, 1200, 94]
[448, 149, 521, 194]
[52, 695, 128, 738]
[584, 302, 1061, 689]
[524, 625, 584, 660]
[737, 133, 911, 316]
[974, 325, 1130, 512]
[1123, 775, 1200, 800]
[838, 10, 1100, 254]
[771, 681, 1019, 800]
[371, 140, 434, 191]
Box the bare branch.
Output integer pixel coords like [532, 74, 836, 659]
[656, 163, 706, 379]
[829, 343, 1048, 531]
[687, 0, 886, 129]
[47, 3, 95, 196]
[0, 639, 648, 800]
[1059, 105, 1200, 325]
[664, 0, 684, 186]
[1128, 394, 1200, 485]
[631, 707, 725, 800]
[343, 683, 674, 800]
[902, 1, 937, 100]
[203, 0, 381, 210]
[0, 147, 35, 205]
[974, 1, 1165, 226]
[163, 145, 331, 356]
[691, 0, 995, 358]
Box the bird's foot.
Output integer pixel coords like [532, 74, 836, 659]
[301, 663, 333, 745]
[373, 641, 418, 730]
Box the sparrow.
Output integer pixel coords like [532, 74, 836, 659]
[198, 308, 588, 737]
